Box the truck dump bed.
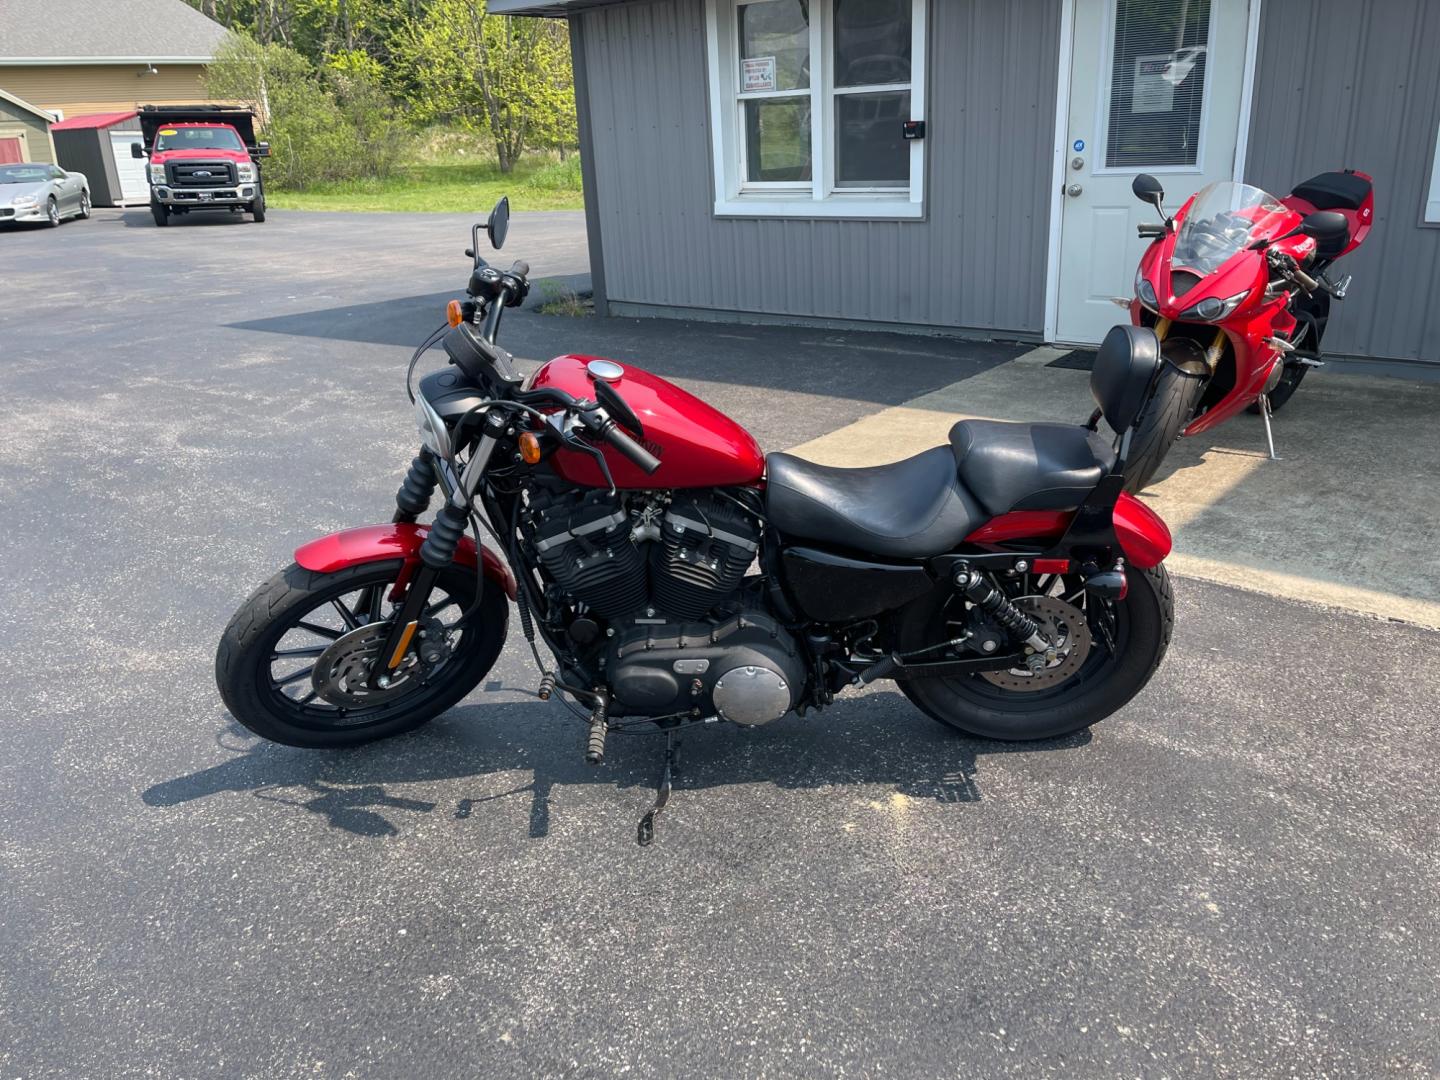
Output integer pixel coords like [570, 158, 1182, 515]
[138, 105, 260, 150]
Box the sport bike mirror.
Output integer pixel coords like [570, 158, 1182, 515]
[1132, 173, 1165, 212]
[1300, 211, 1349, 246]
[486, 196, 510, 252]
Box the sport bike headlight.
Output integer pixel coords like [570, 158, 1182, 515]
[414, 393, 453, 461]
[1135, 272, 1159, 313]
[149, 164, 165, 184]
[1179, 291, 1249, 323]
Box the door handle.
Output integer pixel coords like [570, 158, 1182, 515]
[1066, 184, 1083, 197]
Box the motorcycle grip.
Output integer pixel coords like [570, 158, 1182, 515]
[509, 260, 531, 278]
[603, 421, 661, 474]
[1292, 267, 1319, 292]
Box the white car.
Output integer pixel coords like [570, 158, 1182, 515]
[0, 163, 91, 226]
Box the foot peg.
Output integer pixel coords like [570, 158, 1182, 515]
[586, 692, 608, 765]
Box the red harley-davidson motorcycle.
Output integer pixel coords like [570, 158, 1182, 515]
[218, 199, 1176, 842]
[1119, 169, 1374, 491]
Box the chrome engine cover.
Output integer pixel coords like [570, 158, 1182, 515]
[712, 664, 793, 726]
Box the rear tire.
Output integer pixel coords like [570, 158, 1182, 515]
[1123, 362, 1207, 494]
[898, 565, 1174, 741]
[216, 561, 507, 749]
[78, 190, 91, 219]
[151, 199, 169, 227]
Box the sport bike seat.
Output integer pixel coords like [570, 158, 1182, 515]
[1291, 171, 1371, 212]
[949, 420, 1116, 516]
[765, 446, 985, 559]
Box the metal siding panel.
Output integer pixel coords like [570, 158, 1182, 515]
[576, 0, 1059, 334]
[1248, 0, 1440, 360]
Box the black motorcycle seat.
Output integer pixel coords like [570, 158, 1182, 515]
[765, 446, 986, 559]
[949, 419, 1117, 516]
[1291, 171, 1371, 211]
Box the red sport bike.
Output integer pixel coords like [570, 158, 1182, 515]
[1119, 169, 1374, 491]
[218, 199, 1176, 841]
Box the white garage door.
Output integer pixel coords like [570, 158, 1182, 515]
[110, 130, 150, 202]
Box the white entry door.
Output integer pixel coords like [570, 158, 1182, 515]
[1053, 0, 1254, 345]
[110, 130, 150, 202]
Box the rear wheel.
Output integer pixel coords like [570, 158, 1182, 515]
[897, 564, 1173, 741]
[151, 199, 169, 227]
[216, 561, 507, 748]
[1123, 362, 1207, 494]
[78, 190, 91, 219]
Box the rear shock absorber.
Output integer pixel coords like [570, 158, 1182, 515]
[952, 567, 1050, 653]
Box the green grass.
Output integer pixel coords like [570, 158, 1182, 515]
[267, 154, 584, 213]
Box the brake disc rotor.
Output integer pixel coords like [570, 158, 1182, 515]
[311, 622, 424, 708]
[978, 595, 1093, 692]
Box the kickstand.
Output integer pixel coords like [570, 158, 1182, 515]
[1259, 392, 1279, 460]
[637, 731, 681, 847]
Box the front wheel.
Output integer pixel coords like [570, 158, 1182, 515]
[1123, 363, 1208, 494]
[46, 196, 60, 227]
[216, 560, 507, 748]
[151, 199, 169, 227]
[897, 564, 1174, 741]
[250, 193, 266, 222]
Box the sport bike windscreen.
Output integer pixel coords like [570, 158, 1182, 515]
[1173, 181, 1291, 276]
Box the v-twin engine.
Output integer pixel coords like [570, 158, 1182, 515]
[525, 489, 805, 723]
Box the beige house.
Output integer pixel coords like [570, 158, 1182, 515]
[0, 0, 228, 120]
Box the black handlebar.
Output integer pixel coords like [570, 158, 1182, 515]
[508, 260, 530, 278]
[598, 419, 662, 474]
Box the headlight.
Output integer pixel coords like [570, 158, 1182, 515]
[1179, 291, 1249, 322]
[149, 164, 165, 184]
[414, 393, 453, 461]
[237, 162, 256, 182]
[1135, 272, 1159, 313]
[11, 195, 37, 207]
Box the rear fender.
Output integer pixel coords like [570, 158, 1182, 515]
[962, 492, 1171, 570]
[294, 523, 517, 601]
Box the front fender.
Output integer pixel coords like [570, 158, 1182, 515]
[294, 523, 517, 601]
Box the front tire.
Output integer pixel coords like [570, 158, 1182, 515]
[251, 193, 266, 222]
[898, 565, 1174, 741]
[1124, 363, 1207, 494]
[46, 196, 60, 227]
[216, 561, 507, 749]
[151, 199, 169, 227]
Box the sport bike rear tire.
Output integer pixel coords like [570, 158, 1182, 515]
[1123, 363, 1207, 494]
[216, 560, 507, 749]
[897, 565, 1173, 741]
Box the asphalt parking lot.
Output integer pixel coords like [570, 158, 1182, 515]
[2, 208, 1438, 1079]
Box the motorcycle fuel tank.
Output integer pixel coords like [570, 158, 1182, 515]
[529, 355, 766, 489]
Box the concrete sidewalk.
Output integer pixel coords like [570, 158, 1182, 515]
[790, 349, 1440, 629]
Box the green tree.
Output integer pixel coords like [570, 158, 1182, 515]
[391, 0, 576, 172]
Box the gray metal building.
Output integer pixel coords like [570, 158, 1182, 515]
[496, 0, 1440, 364]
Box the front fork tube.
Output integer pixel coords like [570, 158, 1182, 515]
[372, 415, 506, 684]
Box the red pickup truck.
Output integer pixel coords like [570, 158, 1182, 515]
[130, 105, 270, 226]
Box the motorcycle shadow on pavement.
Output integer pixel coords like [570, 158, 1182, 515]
[141, 693, 1091, 840]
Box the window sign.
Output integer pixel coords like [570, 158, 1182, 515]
[742, 56, 777, 93]
[1131, 55, 1175, 114]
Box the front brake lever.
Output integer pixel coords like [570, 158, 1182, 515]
[563, 430, 616, 495]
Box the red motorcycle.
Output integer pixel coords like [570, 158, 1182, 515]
[218, 199, 1176, 842]
[1119, 170, 1374, 491]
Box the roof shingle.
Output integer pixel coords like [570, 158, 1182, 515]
[0, 0, 228, 62]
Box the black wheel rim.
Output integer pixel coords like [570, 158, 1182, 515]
[260, 566, 476, 730]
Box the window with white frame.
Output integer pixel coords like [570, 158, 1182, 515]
[1427, 120, 1440, 224]
[705, 0, 927, 218]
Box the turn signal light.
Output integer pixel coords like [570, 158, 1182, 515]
[518, 431, 543, 464]
[446, 299, 464, 327]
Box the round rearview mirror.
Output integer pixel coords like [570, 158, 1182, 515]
[486, 196, 510, 251]
[1131, 173, 1165, 207]
[1300, 210, 1349, 245]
